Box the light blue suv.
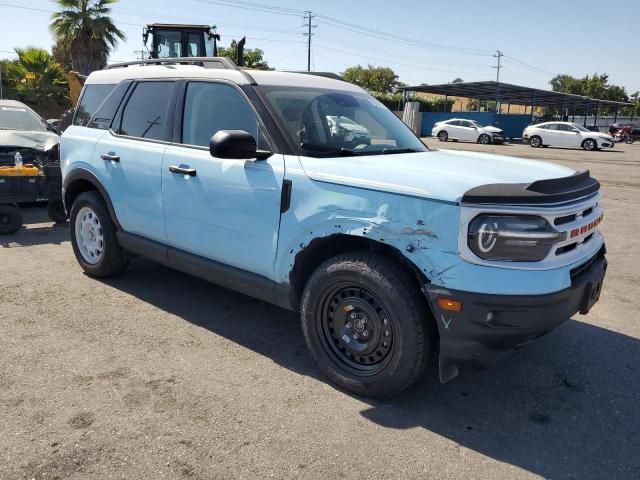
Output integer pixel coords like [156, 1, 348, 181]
[61, 58, 607, 397]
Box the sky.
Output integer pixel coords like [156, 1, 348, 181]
[1, 0, 639, 94]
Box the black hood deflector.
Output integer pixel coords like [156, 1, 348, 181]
[462, 170, 600, 205]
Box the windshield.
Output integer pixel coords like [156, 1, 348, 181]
[0, 105, 47, 132]
[260, 86, 428, 156]
[470, 121, 486, 128]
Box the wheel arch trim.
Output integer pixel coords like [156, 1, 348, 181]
[63, 168, 122, 230]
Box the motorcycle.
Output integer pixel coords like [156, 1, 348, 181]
[612, 126, 635, 144]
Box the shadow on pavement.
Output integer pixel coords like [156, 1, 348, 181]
[102, 258, 639, 479]
[0, 206, 69, 248]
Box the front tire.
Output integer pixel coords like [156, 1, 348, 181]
[69, 191, 125, 277]
[437, 131, 448, 142]
[0, 204, 23, 234]
[300, 252, 433, 398]
[582, 138, 597, 151]
[478, 134, 491, 145]
[529, 135, 542, 148]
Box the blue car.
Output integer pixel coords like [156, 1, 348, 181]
[61, 58, 607, 397]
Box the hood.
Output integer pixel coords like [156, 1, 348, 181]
[482, 126, 503, 133]
[299, 148, 575, 204]
[0, 130, 60, 152]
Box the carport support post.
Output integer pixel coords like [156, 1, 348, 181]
[594, 101, 599, 130]
[530, 94, 536, 123]
[444, 95, 448, 112]
[613, 106, 618, 124]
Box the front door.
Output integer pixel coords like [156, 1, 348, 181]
[162, 81, 284, 279]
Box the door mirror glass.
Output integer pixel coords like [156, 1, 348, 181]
[210, 130, 271, 160]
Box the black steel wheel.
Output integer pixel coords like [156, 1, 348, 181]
[301, 252, 434, 398]
[318, 283, 395, 376]
[0, 204, 23, 235]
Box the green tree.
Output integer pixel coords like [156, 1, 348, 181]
[51, 38, 73, 73]
[451, 77, 464, 84]
[218, 40, 271, 70]
[341, 65, 399, 93]
[50, 0, 125, 75]
[550, 73, 629, 102]
[4, 47, 68, 117]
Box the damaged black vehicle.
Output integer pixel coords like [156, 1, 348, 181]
[0, 100, 65, 233]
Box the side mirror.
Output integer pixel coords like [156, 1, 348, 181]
[209, 130, 272, 160]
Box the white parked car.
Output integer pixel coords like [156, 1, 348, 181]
[326, 115, 371, 147]
[523, 122, 614, 151]
[431, 118, 505, 144]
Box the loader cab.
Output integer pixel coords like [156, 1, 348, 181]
[144, 24, 220, 59]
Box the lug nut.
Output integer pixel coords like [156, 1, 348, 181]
[353, 332, 359, 339]
[362, 331, 368, 337]
[350, 313, 357, 319]
[346, 322, 352, 329]
[384, 331, 390, 337]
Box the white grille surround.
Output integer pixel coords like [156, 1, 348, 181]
[458, 192, 604, 270]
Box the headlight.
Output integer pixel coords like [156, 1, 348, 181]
[467, 215, 565, 262]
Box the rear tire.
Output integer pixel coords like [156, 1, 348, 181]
[437, 131, 448, 142]
[582, 138, 597, 151]
[69, 191, 125, 277]
[300, 252, 434, 398]
[0, 204, 23, 235]
[529, 135, 542, 148]
[47, 200, 67, 223]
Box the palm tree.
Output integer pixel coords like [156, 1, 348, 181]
[50, 0, 125, 75]
[5, 47, 68, 118]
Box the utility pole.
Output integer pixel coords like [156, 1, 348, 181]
[303, 12, 316, 72]
[492, 49, 503, 113]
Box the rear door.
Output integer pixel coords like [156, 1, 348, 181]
[92, 80, 176, 242]
[446, 120, 462, 139]
[161, 80, 284, 278]
[541, 123, 562, 146]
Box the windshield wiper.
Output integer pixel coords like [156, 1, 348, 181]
[300, 142, 360, 156]
[379, 147, 419, 154]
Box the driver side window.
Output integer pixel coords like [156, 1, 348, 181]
[181, 82, 264, 148]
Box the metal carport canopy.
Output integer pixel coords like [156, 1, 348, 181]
[401, 81, 631, 108]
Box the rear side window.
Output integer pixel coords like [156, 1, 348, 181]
[87, 82, 130, 130]
[74, 84, 116, 126]
[118, 82, 174, 141]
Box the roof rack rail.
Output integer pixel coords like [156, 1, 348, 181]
[282, 71, 343, 81]
[105, 57, 239, 70]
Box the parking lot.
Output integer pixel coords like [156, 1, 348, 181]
[1, 142, 639, 479]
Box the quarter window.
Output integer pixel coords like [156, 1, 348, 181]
[74, 84, 116, 126]
[182, 82, 261, 148]
[87, 82, 130, 130]
[118, 82, 174, 140]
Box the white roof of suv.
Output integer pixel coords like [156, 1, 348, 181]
[85, 63, 363, 92]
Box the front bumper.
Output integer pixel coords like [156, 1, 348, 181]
[425, 247, 607, 382]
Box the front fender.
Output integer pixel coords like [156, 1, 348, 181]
[274, 161, 461, 286]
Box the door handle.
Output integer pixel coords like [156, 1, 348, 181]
[169, 165, 197, 177]
[100, 152, 120, 162]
